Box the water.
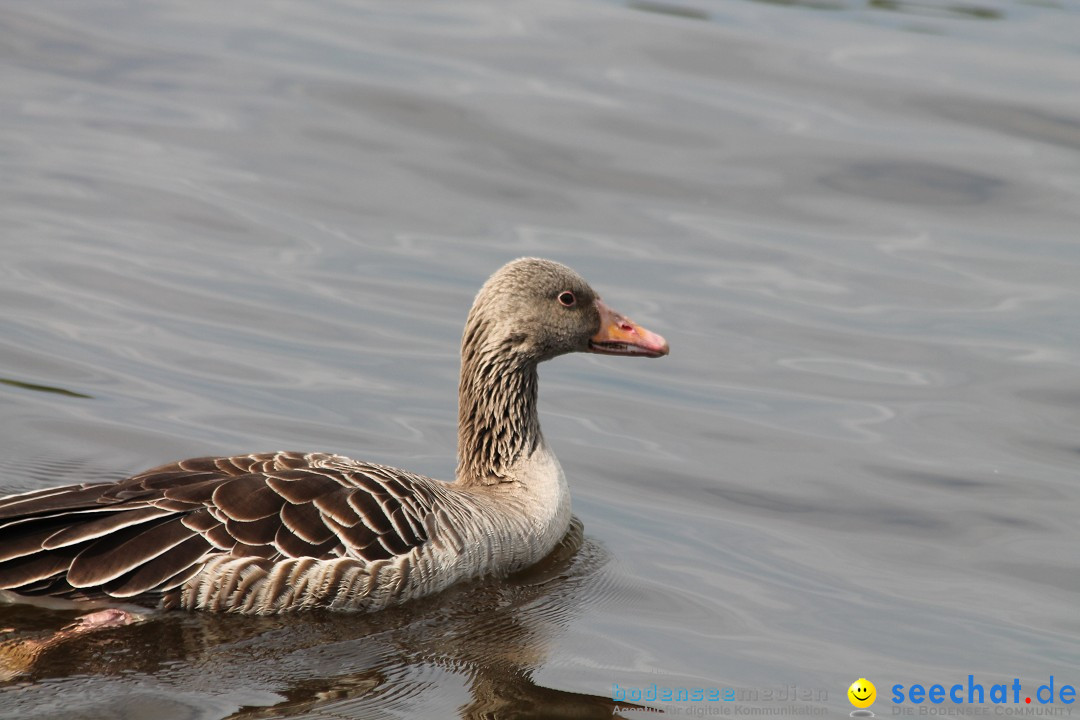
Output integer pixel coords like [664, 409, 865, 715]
[2, 0, 1079, 717]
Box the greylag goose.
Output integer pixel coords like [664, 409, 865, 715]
[0, 258, 668, 614]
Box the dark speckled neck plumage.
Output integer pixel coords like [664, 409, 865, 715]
[455, 323, 541, 487]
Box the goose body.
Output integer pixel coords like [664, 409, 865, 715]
[0, 258, 668, 614]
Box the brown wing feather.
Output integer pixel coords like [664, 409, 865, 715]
[0, 483, 117, 521]
[0, 546, 82, 588]
[43, 507, 175, 550]
[347, 490, 394, 534]
[0, 452, 442, 606]
[0, 522, 74, 563]
[312, 492, 363, 527]
[102, 534, 212, 598]
[211, 477, 285, 522]
[274, 523, 341, 558]
[279, 501, 335, 544]
[67, 518, 196, 587]
[264, 472, 341, 504]
[224, 514, 283, 546]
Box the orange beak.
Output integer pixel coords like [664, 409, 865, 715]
[588, 299, 669, 358]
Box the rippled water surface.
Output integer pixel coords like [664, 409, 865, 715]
[2, 0, 1080, 717]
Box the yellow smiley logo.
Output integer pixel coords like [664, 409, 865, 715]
[848, 678, 876, 709]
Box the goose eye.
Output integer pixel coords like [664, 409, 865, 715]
[558, 291, 576, 307]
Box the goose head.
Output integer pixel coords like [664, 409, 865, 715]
[456, 257, 668, 486]
[463, 257, 669, 365]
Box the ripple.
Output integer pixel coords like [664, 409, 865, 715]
[4, 0, 1080, 716]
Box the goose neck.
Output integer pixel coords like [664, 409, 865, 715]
[455, 345, 541, 487]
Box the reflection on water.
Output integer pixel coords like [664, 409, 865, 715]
[1, 519, 643, 719]
[0, 379, 91, 400]
[867, 0, 1002, 20]
[628, 1, 713, 20]
[627, 0, 1005, 21]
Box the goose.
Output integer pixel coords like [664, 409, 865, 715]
[0, 258, 668, 615]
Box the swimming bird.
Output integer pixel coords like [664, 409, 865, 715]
[0, 258, 668, 614]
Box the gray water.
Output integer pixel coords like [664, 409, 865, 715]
[2, 0, 1079, 718]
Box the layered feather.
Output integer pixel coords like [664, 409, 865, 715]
[0, 452, 448, 611]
